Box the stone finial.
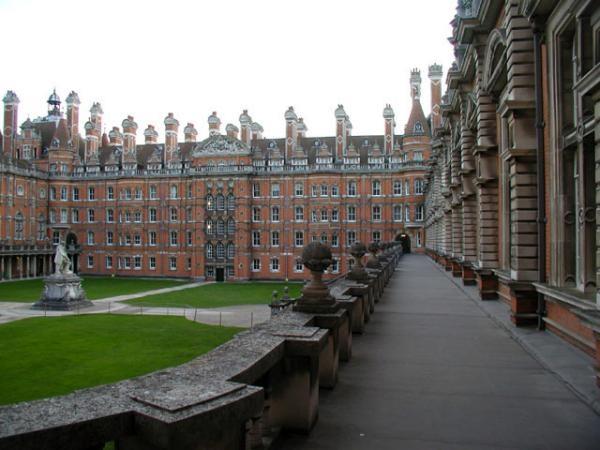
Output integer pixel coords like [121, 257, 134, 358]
[383, 104, 395, 119]
[366, 242, 383, 270]
[65, 91, 81, 105]
[293, 242, 338, 313]
[3, 90, 19, 104]
[347, 242, 369, 282]
[334, 104, 347, 120]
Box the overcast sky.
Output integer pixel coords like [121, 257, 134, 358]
[0, 0, 456, 139]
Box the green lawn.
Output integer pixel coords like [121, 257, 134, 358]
[0, 277, 190, 302]
[125, 282, 303, 308]
[0, 314, 240, 405]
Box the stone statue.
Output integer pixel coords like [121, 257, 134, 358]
[54, 240, 72, 275]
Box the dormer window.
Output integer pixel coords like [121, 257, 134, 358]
[414, 122, 424, 133]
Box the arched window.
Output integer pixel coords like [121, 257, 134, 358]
[216, 241, 225, 258]
[206, 243, 214, 259]
[227, 218, 235, 234]
[206, 195, 214, 210]
[37, 214, 46, 240]
[15, 213, 24, 240]
[217, 219, 225, 235]
[216, 194, 225, 210]
[226, 242, 235, 259]
[414, 122, 424, 133]
[227, 193, 235, 210]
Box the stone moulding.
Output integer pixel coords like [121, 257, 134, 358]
[0, 246, 404, 450]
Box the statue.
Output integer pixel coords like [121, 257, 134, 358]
[54, 240, 72, 275]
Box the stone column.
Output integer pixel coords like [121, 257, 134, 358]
[7, 257, 12, 280]
[460, 116, 478, 285]
[33, 256, 37, 277]
[0, 256, 4, 280]
[595, 96, 600, 307]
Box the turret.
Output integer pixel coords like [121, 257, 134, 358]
[90, 102, 103, 135]
[66, 91, 80, 151]
[164, 113, 179, 165]
[226, 123, 239, 139]
[334, 104, 347, 160]
[84, 120, 99, 165]
[108, 126, 123, 145]
[121, 115, 138, 164]
[184, 122, 197, 143]
[47, 89, 61, 117]
[144, 125, 158, 144]
[2, 91, 19, 158]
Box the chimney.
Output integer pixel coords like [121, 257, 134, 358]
[410, 68, 422, 101]
[84, 120, 99, 164]
[144, 124, 158, 144]
[251, 122, 263, 141]
[239, 110, 252, 146]
[334, 104, 347, 160]
[184, 122, 197, 142]
[297, 117, 307, 138]
[108, 126, 123, 145]
[66, 91, 80, 151]
[383, 104, 395, 154]
[164, 113, 179, 165]
[284, 106, 298, 160]
[226, 123, 239, 139]
[90, 102, 103, 135]
[2, 91, 19, 158]
[121, 115, 138, 161]
[428, 63, 443, 131]
[345, 117, 352, 142]
[208, 111, 221, 136]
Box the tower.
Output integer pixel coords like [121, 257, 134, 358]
[66, 91, 81, 151]
[121, 116, 138, 166]
[2, 91, 19, 158]
[84, 120, 99, 165]
[334, 104, 347, 160]
[428, 64, 443, 131]
[239, 110, 252, 146]
[47, 89, 61, 117]
[410, 68, 422, 101]
[383, 104, 395, 154]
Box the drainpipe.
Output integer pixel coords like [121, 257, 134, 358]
[533, 20, 547, 331]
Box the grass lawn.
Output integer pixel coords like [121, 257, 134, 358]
[0, 314, 241, 405]
[125, 282, 303, 308]
[0, 277, 190, 302]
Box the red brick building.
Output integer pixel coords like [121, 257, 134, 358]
[0, 68, 438, 281]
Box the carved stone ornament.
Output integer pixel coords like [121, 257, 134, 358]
[366, 242, 383, 270]
[192, 135, 250, 156]
[347, 242, 369, 282]
[293, 242, 339, 313]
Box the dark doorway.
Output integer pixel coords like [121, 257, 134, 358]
[396, 233, 411, 254]
[216, 267, 225, 282]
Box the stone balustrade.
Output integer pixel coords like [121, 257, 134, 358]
[0, 242, 403, 450]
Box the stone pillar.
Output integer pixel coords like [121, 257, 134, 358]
[460, 116, 477, 285]
[33, 256, 37, 277]
[26, 256, 30, 278]
[595, 96, 600, 308]
[7, 257, 12, 280]
[18, 256, 23, 279]
[0, 256, 4, 280]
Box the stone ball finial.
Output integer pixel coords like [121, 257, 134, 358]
[301, 241, 332, 273]
[368, 242, 380, 255]
[350, 242, 367, 260]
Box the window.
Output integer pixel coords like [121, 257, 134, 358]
[135, 188, 142, 200]
[372, 231, 381, 242]
[347, 181, 357, 197]
[311, 210, 318, 222]
[206, 266, 215, 278]
[169, 257, 177, 271]
[331, 185, 339, 196]
[60, 209, 67, 223]
[216, 242, 225, 258]
[320, 184, 328, 196]
[226, 243, 235, 259]
[252, 183, 260, 198]
[217, 219, 225, 235]
[124, 257, 131, 269]
[105, 256, 113, 269]
[186, 207, 192, 221]
[413, 151, 423, 161]
[124, 234, 132, 245]
[295, 260, 304, 272]
[347, 206, 356, 222]
[60, 186, 68, 201]
[187, 230, 193, 246]
[124, 188, 132, 200]
[271, 231, 280, 247]
[149, 231, 157, 246]
[227, 194, 235, 210]
[187, 184, 193, 199]
[149, 208, 157, 222]
[149, 185, 157, 199]
[87, 209, 95, 222]
[415, 178, 424, 194]
[294, 183, 304, 196]
[134, 211, 141, 223]
[271, 183, 280, 197]
[170, 207, 178, 221]
[416, 204, 424, 221]
[331, 233, 339, 247]
[346, 230, 356, 246]
[372, 205, 381, 222]
[216, 194, 225, 210]
[134, 256, 141, 269]
[331, 209, 339, 222]
[372, 180, 381, 196]
[49, 210, 56, 223]
[88, 187, 95, 200]
[107, 186, 114, 200]
[87, 231, 95, 245]
[252, 207, 261, 222]
[393, 180, 402, 195]
[416, 232, 422, 248]
[72, 187, 80, 201]
[331, 259, 339, 273]
[149, 256, 156, 270]
[87, 255, 94, 268]
[405, 205, 410, 222]
[125, 211, 131, 223]
[170, 230, 178, 246]
[252, 258, 261, 271]
[187, 258, 192, 271]
[106, 209, 114, 223]
[206, 219, 213, 235]
[206, 195, 214, 210]
[295, 231, 304, 247]
[311, 185, 318, 197]
[206, 243, 214, 259]
[134, 234, 141, 246]
[14, 213, 24, 240]
[320, 233, 328, 244]
[52, 230, 59, 244]
[271, 206, 280, 222]
[393, 205, 403, 221]
[49, 187, 56, 200]
[404, 180, 410, 195]
[227, 219, 235, 234]
[37, 215, 46, 240]
[170, 185, 178, 199]
[270, 258, 280, 272]
[320, 209, 328, 222]
[252, 231, 261, 246]
[106, 231, 114, 245]
[414, 122, 423, 133]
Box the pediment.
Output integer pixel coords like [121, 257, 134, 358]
[192, 134, 250, 157]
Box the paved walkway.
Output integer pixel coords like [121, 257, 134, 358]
[275, 254, 600, 450]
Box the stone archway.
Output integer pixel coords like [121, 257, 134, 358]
[395, 233, 411, 254]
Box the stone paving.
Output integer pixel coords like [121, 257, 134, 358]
[274, 254, 600, 450]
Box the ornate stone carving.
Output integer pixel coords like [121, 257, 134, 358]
[347, 242, 369, 282]
[366, 242, 383, 270]
[293, 242, 339, 314]
[192, 135, 250, 156]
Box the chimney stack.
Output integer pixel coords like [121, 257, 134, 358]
[164, 113, 180, 165]
[226, 123, 239, 139]
[184, 122, 197, 143]
[121, 115, 138, 162]
[383, 104, 395, 154]
[65, 91, 80, 151]
[239, 110, 252, 146]
[251, 122, 263, 141]
[84, 120, 99, 165]
[144, 125, 158, 144]
[297, 117, 307, 138]
[208, 111, 221, 136]
[2, 91, 19, 158]
[428, 63, 443, 131]
[410, 69, 422, 101]
[108, 126, 123, 145]
[90, 102, 103, 135]
[334, 104, 347, 160]
[284, 106, 298, 160]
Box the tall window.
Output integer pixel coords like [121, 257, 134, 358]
[88, 187, 95, 200]
[206, 195, 214, 210]
[148, 231, 157, 245]
[271, 231, 280, 246]
[252, 183, 260, 197]
[346, 230, 356, 246]
[252, 231, 261, 246]
[227, 194, 235, 210]
[347, 181, 357, 196]
[271, 183, 280, 197]
[405, 205, 410, 222]
[170, 185, 178, 199]
[227, 218, 235, 234]
[14, 213, 24, 240]
[294, 183, 304, 196]
[170, 207, 178, 221]
[372, 206, 381, 222]
[60, 186, 68, 201]
[253, 207, 261, 222]
[393, 180, 403, 195]
[416, 204, 424, 221]
[216, 194, 225, 210]
[295, 231, 304, 247]
[415, 178, 424, 194]
[216, 242, 225, 258]
[271, 206, 280, 222]
[347, 206, 356, 222]
[107, 186, 114, 200]
[149, 208, 157, 222]
[206, 243, 214, 259]
[170, 230, 178, 246]
[393, 205, 403, 221]
[72, 187, 80, 201]
[252, 259, 261, 271]
[87, 231, 95, 245]
[372, 180, 381, 196]
[149, 185, 157, 199]
[217, 219, 225, 234]
[270, 258, 280, 272]
[87, 209, 95, 222]
[226, 242, 235, 259]
[295, 206, 304, 221]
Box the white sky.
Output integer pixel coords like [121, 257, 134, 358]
[0, 0, 456, 140]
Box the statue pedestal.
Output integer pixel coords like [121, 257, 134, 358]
[33, 273, 92, 311]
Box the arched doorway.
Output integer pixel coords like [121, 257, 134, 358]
[65, 233, 79, 274]
[395, 233, 411, 254]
